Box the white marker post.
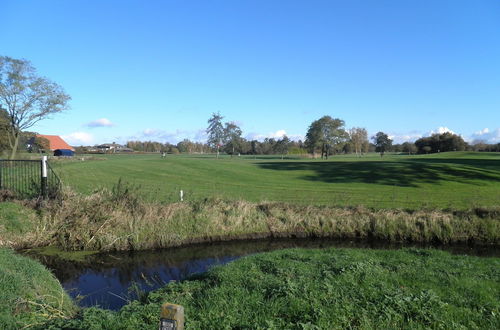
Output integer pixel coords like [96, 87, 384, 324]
[41, 156, 48, 198]
[180, 190, 184, 202]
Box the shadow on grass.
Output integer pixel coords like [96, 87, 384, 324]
[257, 158, 500, 187]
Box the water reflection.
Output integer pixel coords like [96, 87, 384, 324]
[28, 238, 499, 310]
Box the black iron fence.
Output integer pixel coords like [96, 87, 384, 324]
[0, 157, 61, 198]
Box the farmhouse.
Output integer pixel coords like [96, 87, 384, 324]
[32, 134, 75, 156]
[96, 143, 133, 153]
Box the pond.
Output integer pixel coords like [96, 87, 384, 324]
[26, 238, 499, 311]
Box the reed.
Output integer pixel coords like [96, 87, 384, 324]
[1, 181, 498, 251]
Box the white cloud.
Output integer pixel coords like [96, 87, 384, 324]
[428, 126, 455, 135]
[131, 128, 190, 144]
[387, 133, 423, 144]
[469, 127, 500, 143]
[194, 129, 208, 142]
[245, 130, 303, 141]
[387, 127, 458, 144]
[62, 132, 94, 146]
[142, 128, 159, 137]
[86, 118, 114, 128]
[475, 128, 490, 135]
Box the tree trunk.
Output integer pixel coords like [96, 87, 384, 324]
[9, 131, 20, 160]
[216, 146, 219, 159]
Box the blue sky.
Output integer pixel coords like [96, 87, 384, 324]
[2, 0, 499, 145]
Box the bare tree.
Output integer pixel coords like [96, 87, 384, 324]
[0, 56, 70, 159]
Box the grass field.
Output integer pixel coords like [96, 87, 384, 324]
[52, 152, 500, 209]
[42, 248, 500, 329]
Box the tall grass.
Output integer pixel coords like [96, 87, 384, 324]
[1, 181, 498, 251]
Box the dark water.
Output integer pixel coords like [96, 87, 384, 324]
[26, 238, 499, 311]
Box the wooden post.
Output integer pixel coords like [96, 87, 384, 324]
[159, 303, 184, 330]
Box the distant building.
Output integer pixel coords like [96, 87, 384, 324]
[29, 135, 75, 152]
[54, 149, 75, 156]
[96, 143, 133, 153]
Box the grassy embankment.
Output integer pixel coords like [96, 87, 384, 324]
[0, 151, 489, 251]
[52, 151, 500, 209]
[0, 248, 76, 329]
[40, 248, 500, 329]
[1, 184, 498, 251]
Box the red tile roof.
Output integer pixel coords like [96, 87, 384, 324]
[36, 135, 75, 151]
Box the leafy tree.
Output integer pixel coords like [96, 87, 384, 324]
[273, 135, 291, 159]
[177, 139, 194, 153]
[206, 112, 225, 158]
[26, 134, 50, 153]
[223, 122, 242, 157]
[305, 116, 348, 159]
[348, 127, 368, 157]
[414, 133, 467, 154]
[250, 140, 261, 156]
[401, 142, 417, 155]
[372, 132, 392, 157]
[0, 56, 70, 159]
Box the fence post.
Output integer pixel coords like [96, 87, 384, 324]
[0, 160, 2, 190]
[41, 156, 48, 198]
[159, 303, 184, 330]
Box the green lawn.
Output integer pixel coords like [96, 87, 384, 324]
[51, 152, 500, 209]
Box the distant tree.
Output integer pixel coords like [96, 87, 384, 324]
[372, 132, 392, 157]
[392, 144, 403, 153]
[223, 122, 243, 157]
[261, 138, 277, 155]
[206, 112, 225, 158]
[274, 135, 291, 159]
[349, 127, 368, 157]
[177, 139, 195, 153]
[0, 56, 71, 159]
[27, 135, 50, 153]
[414, 133, 467, 154]
[305, 116, 348, 159]
[250, 140, 261, 156]
[469, 140, 500, 152]
[401, 142, 417, 155]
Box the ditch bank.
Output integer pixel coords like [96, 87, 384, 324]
[1, 186, 499, 252]
[24, 237, 500, 311]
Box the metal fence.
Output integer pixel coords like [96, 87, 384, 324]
[0, 157, 61, 199]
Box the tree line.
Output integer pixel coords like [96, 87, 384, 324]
[1, 55, 499, 158]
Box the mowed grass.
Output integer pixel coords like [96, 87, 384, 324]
[52, 152, 500, 209]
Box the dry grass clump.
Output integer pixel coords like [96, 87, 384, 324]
[1, 181, 498, 251]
